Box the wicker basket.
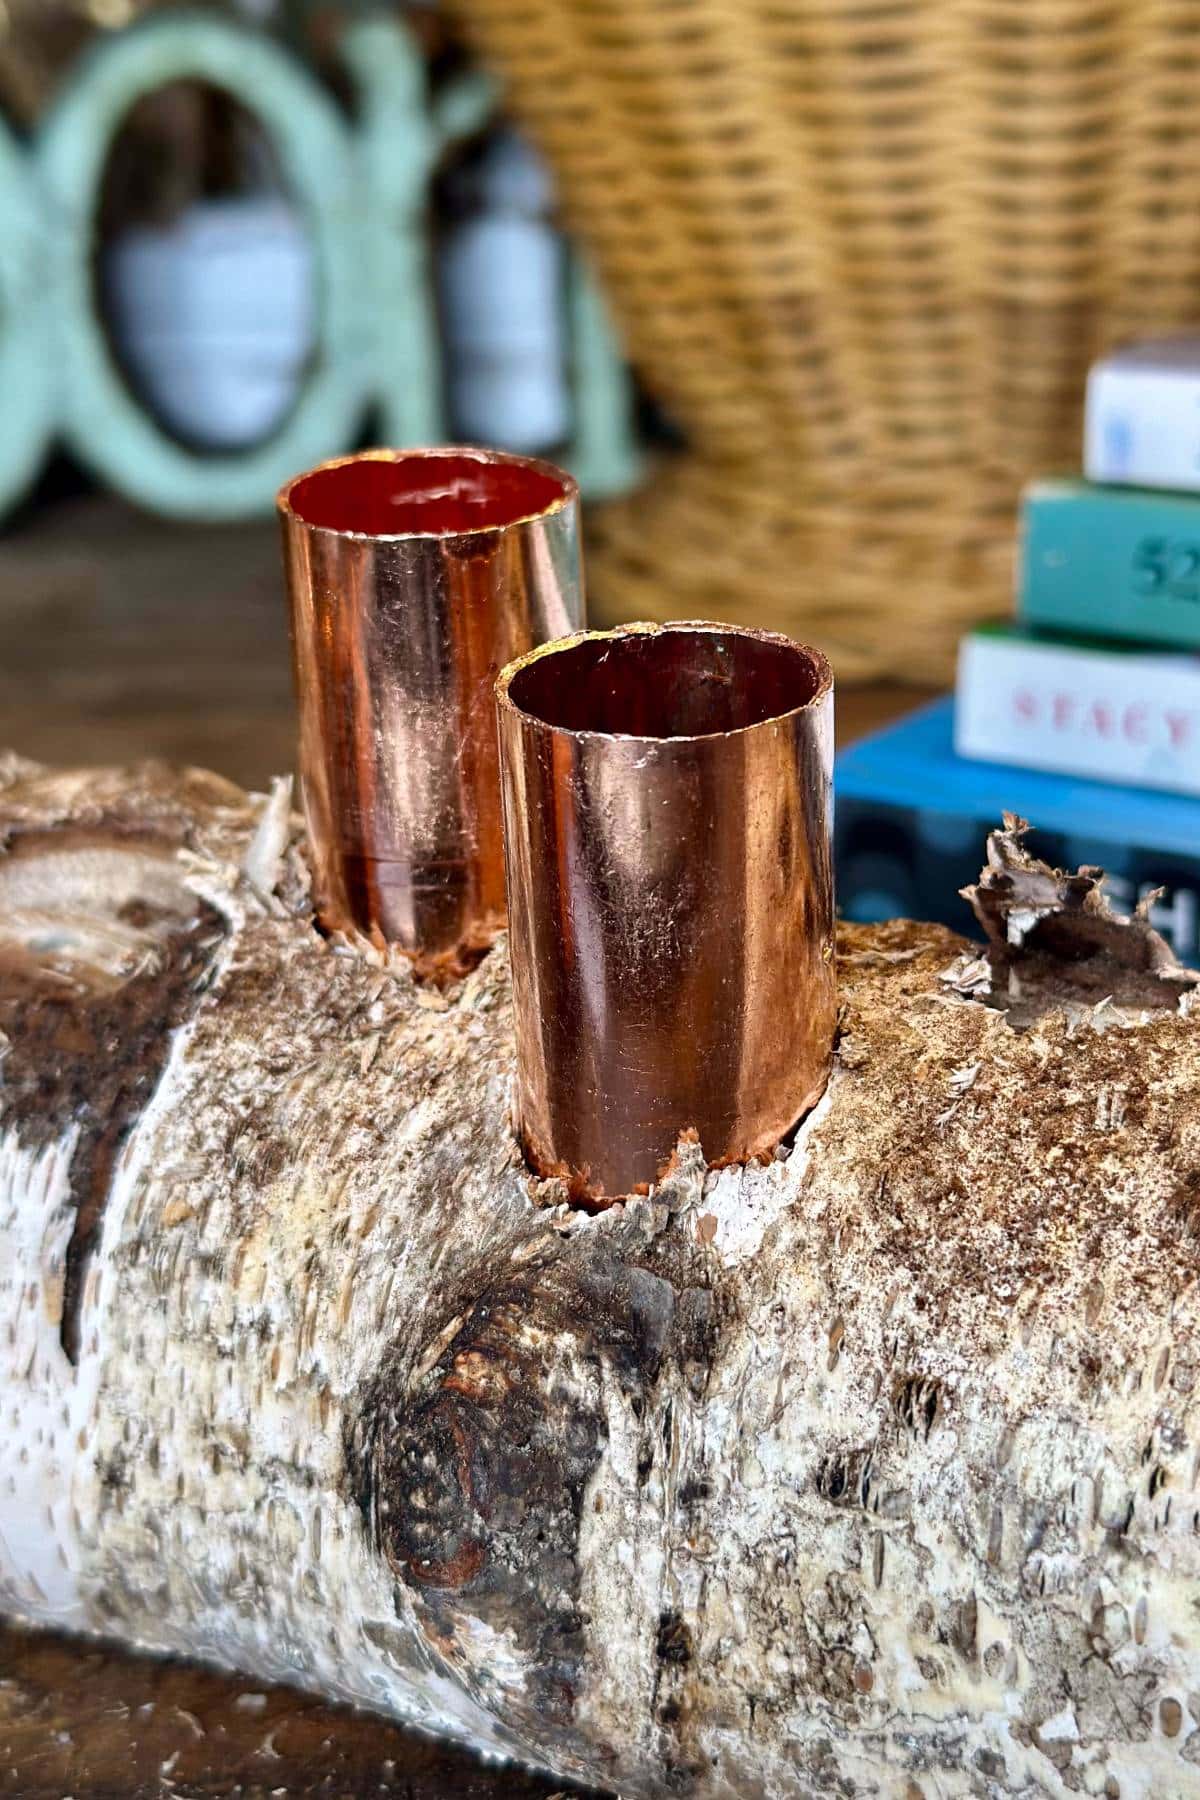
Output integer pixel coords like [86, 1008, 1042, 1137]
[444, 0, 1200, 679]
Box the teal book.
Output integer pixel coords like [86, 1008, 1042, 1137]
[1018, 476, 1200, 650]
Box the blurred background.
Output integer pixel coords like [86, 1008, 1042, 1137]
[0, 0, 648, 785]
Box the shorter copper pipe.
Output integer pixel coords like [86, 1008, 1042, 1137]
[278, 448, 582, 974]
[496, 620, 836, 1202]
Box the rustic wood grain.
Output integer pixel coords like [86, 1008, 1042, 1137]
[0, 1624, 588, 1798]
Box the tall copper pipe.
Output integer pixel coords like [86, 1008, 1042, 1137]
[496, 620, 836, 1202]
[278, 448, 582, 973]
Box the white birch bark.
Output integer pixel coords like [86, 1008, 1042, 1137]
[1, 755, 1199, 1800]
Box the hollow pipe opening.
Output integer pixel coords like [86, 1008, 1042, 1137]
[504, 623, 827, 739]
[280, 447, 575, 539]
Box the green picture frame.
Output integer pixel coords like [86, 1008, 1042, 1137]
[0, 11, 639, 519]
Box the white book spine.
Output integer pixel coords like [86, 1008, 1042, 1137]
[955, 635, 1200, 797]
[1085, 360, 1200, 492]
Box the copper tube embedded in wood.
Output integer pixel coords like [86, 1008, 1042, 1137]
[496, 620, 836, 1202]
[278, 448, 582, 971]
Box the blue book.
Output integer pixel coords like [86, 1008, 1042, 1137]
[835, 698, 1200, 964]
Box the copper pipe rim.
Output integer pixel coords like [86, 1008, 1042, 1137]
[496, 619, 833, 741]
[280, 446, 584, 974]
[277, 445, 578, 540]
[496, 619, 837, 1203]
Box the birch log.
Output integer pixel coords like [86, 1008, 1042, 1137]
[2, 754, 1200, 1800]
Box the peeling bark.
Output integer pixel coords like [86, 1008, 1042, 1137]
[962, 814, 1199, 1028]
[2, 759, 1200, 1798]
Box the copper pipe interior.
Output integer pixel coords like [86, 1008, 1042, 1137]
[280, 448, 582, 974]
[497, 621, 836, 1203]
[285, 452, 571, 539]
[504, 626, 823, 737]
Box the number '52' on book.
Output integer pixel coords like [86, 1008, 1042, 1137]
[1020, 478, 1200, 651]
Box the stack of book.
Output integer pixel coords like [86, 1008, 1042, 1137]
[835, 338, 1200, 966]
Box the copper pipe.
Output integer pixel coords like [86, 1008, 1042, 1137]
[496, 620, 836, 1202]
[278, 448, 582, 973]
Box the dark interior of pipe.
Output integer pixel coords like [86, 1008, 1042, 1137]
[286, 453, 570, 537]
[508, 628, 825, 739]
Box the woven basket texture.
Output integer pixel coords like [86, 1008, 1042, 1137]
[444, 0, 1200, 679]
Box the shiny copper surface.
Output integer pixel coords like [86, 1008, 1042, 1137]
[496, 620, 836, 1202]
[279, 448, 582, 970]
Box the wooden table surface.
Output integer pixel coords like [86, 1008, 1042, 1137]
[0, 487, 931, 1798]
[0, 488, 928, 786]
[0, 1627, 584, 1799]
